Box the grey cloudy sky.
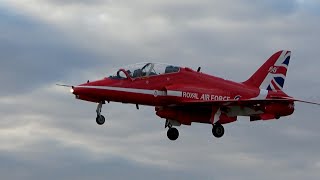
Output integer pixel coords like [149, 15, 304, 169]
[0, 0, 320, 179]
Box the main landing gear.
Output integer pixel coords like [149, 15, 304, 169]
[164, 120, 225, 141]
[167, 127, 179, 141]
[212, 123, 224, 138]
[96, 101, 105, 125]
[165, 119, 179, 141]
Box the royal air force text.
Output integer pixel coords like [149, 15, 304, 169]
[182, 92, 230, 101]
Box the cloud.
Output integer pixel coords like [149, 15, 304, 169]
[0, 7, 106, 96]
[1, 0, 320, 180]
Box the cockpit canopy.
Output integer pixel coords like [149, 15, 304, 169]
[108, 62, 181, 79]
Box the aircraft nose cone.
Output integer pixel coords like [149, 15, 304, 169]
[71, 86, 87, 96]
[71, 86, 80, 95]
[70, 86, 75, 93]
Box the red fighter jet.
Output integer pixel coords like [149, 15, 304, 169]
[59, 50, 320, 141]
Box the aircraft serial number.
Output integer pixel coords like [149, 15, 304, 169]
[182, 92, 230, 101]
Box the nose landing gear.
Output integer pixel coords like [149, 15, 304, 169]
[96, 101, 106, 125]
[96, 115, 105, 125]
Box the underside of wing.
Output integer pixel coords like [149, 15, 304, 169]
[176, 95, 320, 107]
[176, 98, 295, 107]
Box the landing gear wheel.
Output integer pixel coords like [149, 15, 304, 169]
[212, 123, 224, 138]
[167, 128, 179, 141]
[96, 115, 105, 125]
[95, 101, 105, 125]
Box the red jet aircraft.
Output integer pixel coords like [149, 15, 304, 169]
[59, 50, 320, 140]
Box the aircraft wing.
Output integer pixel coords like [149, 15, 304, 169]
[272, 97, 320, 106]
[176, 97, 320, 106]
[164, 84, 317, 106]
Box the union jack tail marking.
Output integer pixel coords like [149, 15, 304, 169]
[243, 50, 291, 91]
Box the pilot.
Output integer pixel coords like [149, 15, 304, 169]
[127, 70, 132, 77]
[133, 69, 142, 78]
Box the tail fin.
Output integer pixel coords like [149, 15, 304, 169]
[243, 50, 291, 91]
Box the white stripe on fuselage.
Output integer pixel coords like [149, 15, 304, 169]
[167, 90, 183, 97]
[76, 86, 182, 97]
[78, 86, 269, 101]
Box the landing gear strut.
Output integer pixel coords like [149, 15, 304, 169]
[96, 101, 105, 125]
[212, 123, 224, 138]
[165, 119, 179, 141]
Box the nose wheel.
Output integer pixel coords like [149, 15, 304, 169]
[96, 101, 106, 125]
[96, 115, 105, 125]
[212, 123, 224, 138]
